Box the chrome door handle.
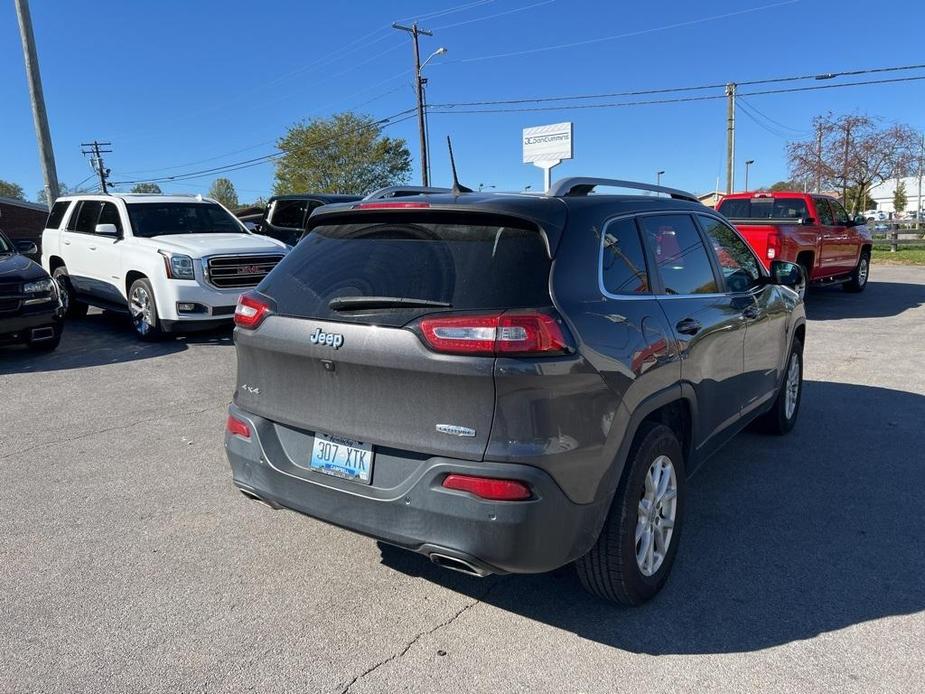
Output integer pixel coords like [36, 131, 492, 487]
[742, 305, 760, 320]
[675, 318, 702, 336]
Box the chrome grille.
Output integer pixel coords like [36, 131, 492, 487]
[205, 254, 284, 289]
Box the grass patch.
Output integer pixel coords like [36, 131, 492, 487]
[871, 246, 925, 265]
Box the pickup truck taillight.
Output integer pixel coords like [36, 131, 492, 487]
[417, 310, 569, 356]
[766, 230, 781, 260]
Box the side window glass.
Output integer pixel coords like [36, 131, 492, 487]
[270, 200, 308, 228]
[46, 201, 70, 229]
[639, 214, 718, 295]
[98, 202, 123, 234]
[816, 199, 835, 225]
[70, 201, 103, 233]
[600, 217, 650, 295]
[697, 215, 761, 293]
[829, 199, 849, 225]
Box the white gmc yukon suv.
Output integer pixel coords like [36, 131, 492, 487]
[41, 194, 288, 339]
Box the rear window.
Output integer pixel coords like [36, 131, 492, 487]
[718, 197, 808, 220]
[259, 213, 552, 326]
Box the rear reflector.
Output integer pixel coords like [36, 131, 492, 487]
[419, 311, 567, 356]
[353, 201, 431, 210]
[442, 474, 531, 501]
[226, 414, 251, 440]
[234, 292, 271, 329]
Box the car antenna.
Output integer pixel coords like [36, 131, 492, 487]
[446, 136, 473, 195]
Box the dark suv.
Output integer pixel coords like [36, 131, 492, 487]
[0, 230, 63, 351]
[256, 194, 361, 246]
[225, 178, 806, 604]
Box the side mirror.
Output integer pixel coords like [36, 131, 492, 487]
[852, 215, 867, 226]
[15, 240, 39, 256]
[770, 260, 804, 289]
[800, 217, 816, 225]
[94, 223, 119, 237]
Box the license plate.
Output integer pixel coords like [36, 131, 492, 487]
[309, 433, 374, 484]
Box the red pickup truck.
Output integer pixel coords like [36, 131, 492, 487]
[716, 192, 872, 292]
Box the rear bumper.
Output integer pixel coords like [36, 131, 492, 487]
[225, 405, 609, 575]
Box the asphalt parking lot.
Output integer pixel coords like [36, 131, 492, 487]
[2, 265, 924, 694]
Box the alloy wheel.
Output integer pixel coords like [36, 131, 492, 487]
[636, 455, 678, 577]
[784, 352, 801, 420]
[130, 285, 154, 336]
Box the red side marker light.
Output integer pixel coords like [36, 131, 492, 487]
[226, 414, 251, 440]
[442, 474, 531, 501]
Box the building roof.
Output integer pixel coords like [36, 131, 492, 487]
[0, 196, 49, 212]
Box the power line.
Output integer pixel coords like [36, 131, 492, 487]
[736, 96, 808, 135]
[110, 109, 417, 186]
[428, 75, 925, 114]
[432, 0, 556, 30]
[429, 62, 925, 107]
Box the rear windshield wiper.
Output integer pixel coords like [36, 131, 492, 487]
[328, 296, 452, 311]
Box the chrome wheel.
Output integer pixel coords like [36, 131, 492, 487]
[857, 257, 869, 287]
[636, 455, 678, 577]
[784, 352, 801, 420]
[129, 284, 155, 335]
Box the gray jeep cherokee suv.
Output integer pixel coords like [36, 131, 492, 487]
[225, 178, 806, 604]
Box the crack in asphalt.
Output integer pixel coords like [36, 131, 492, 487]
[337, 578, 505, 694]
[0, 400, 227, 461]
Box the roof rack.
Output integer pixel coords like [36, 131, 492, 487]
[548, 177, 700, 203]
[363, 185, 452, 200]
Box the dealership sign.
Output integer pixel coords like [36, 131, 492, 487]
[523, 122, 573, 191]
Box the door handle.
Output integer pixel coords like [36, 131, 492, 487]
[88, 245, 97, 251]
[63, 240, 71, 245]
[675, 318, 702, 336]
[742, 305, 760, 320]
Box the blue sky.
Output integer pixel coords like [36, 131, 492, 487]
[3, 0, 924, 204]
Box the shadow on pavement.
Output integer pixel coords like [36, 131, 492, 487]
[805, 280, 924, 321]
[0, 309, 233, 375]
[380, 381, 925, 654]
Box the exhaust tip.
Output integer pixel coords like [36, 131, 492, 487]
[429, 552, 491, 578]
[238, 487, 278, 510]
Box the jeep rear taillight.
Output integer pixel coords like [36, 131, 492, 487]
[418, 311, 568, 356]
[234, 292, 272, 330]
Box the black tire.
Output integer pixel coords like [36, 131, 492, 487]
[757, 339, 803, 435]
[52, 266, 88, 318]
[26, 324, 61, 352]
[576, 422, 686, 605]
[128, 277, 163, 340]
[843, 251, 870, 293]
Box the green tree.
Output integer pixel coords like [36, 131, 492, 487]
[893, 180, 907, 215]
[764, 179, 803, 192]
[209, 177, 239, 209]
[274, 112, 411, 195]
[36, 182, 71, 205]
[846, 185, 875, 211]
[130, 182, 162, 194]
[0, 180, 26, 200]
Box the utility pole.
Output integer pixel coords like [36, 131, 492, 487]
[725, 83, 736, 194]
[393, 22, 433, 186]
[917, 132, 924, 230]
[14, 0, 59, 206]
[81, 141, 112, 193]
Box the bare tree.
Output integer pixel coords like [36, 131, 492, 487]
[787, 113, 921, 214]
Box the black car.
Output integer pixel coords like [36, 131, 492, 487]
[225, 177, 806, 605]
[256, 194, 362, 246]
[0, 230, 63, 351]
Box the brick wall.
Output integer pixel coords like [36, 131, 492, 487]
[0, 200, 48, 243]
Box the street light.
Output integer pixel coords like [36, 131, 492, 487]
[419, 47, 447, 186]
[656, 170, 665, 186]
[744, 159, 755, 192]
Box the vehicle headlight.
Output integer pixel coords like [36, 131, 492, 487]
[159, 251, 195, 280]
[23, 278, 55, 294]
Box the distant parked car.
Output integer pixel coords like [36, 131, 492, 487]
[41, 193, 288, 339]
[256, 194, 361, 246]
[717, 191, 872, 293]
[0, 230, 63, 351]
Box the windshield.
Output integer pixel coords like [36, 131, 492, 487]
[718, 197, 809, 220]
[126, 202, 245, 238]
[259, 213, 552, 326]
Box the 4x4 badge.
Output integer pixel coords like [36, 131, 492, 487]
[436, 424, 476, 438]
